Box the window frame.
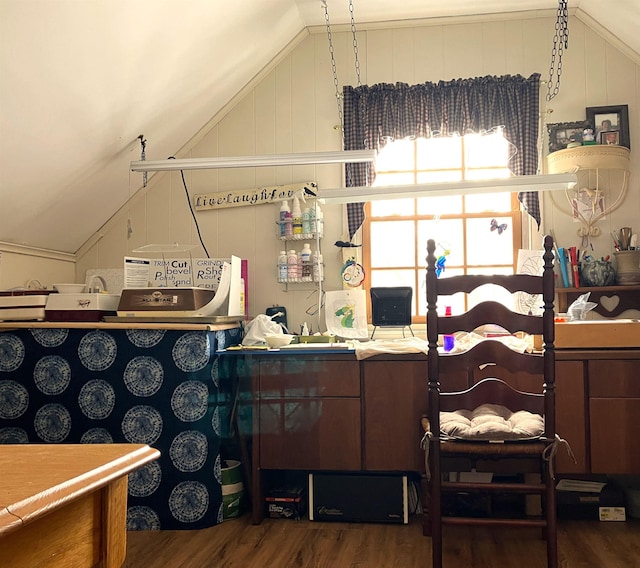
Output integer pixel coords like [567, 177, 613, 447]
[361, 137, 522, 324]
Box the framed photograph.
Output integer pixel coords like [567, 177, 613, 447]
[586, 104, 630, 149]
[600, 130, 620, 145]
[547, 121, 590, 153]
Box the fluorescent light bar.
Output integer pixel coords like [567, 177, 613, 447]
[130, 150, 376, 172]
[318, 173, 577, 203]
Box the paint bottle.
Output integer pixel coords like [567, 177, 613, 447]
[312, 250, 323, 282]
[292, 196, 303, 235]
[301, 243, 312, 280]
[309, 205, 317, 234]
[279, 201, 290, 238]
[443, 305, 455, 352]
[278, 250, 288, 282]
[287, 249, 299, 281]
[302, 207, 311, 236]
[284, 209, 293, 238]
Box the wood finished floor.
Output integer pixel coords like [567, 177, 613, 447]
[123, 514, 640, 568]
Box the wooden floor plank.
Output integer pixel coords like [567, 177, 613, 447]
[123, 514, 640, 568]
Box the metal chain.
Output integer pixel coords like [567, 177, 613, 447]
[322, 1, 344, 138]
[546, 0, 569, 101]
[349, 0, 361, 87]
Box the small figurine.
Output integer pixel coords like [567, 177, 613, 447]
[582, 128, 596, 145]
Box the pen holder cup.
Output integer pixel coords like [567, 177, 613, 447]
[580, 260, 616, 287]
[614, 250, 640, 285]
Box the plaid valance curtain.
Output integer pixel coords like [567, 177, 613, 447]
[342, 73, 541, 240]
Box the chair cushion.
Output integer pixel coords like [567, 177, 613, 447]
[440, 403, 544, 441]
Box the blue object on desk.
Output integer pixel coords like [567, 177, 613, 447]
[557, 247, 570, 288]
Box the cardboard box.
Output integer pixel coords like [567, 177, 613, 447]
[557, 477, 626, 521]
[265, 486, 305, 520]
[555, 319, 640, 348]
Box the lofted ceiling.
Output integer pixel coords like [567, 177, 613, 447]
[1, 0, 639, 255]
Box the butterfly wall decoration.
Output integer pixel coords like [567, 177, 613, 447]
[490, 218, 508, 235]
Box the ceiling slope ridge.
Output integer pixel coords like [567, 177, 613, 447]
[575, 7, 640, 64]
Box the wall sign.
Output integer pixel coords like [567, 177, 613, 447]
[193, 181, 317, 211]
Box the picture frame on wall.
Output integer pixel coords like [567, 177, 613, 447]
[586, 104, 630, 149]
[547, 121, 591, 153]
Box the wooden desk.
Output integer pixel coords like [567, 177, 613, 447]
[0, 444, 159, 568]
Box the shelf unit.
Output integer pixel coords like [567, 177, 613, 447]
[546, 145, 631, 242]
[277, 231, 324, 284]
[556, 285, 640, 317]
[275, 199, 326, 332]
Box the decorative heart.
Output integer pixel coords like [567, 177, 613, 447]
[599, 295, 619, 313]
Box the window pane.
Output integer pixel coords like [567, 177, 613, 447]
[465, 192, 512, 213]
[417, 194, 462, 215]
[468, 281, 513, 311]
[370, 269, 416, 315]
[417, 269, 465, 316]
[465, 131, 510, 168]
[417, 219, 464, 267]
[370, 221, 415, 267]
[374, 172, 415, 186]
[416, 137, 462, 169]
[465, 168, 510, 180]
[417, 170, 462, 183]
[370, 198, 415, 217]
[465, 217, 513, 266]
[376, 139, 415, 170]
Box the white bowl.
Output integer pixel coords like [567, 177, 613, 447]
[265, 334, 294, 348]
[53, 283, 86, 294]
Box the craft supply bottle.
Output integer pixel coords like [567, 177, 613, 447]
[309, 205, 317, 234]
[278, 250, 288, 282]
[297, 250, 304, 282]
[314, 203, 323, 237]
[302, 207, 311, 235]
[443, 305, 455, 352]
[292, 196, 303, 235]
[287, 249, 299, 281]
[279, 201, 290, 238]
[301, 243, 312, 280]
[284, 209, 293, 238]
[312, 250, 323, 282]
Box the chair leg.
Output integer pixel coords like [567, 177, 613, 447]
[430, 447, 443, 568]
[545, 467, 558, 568]
[421, 476, 432, 536]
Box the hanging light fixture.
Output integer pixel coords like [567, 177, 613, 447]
[130, 149, 376, 172]
[318, 173, 577, 204]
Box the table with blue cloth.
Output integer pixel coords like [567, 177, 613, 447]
[0, 322, 242, 530]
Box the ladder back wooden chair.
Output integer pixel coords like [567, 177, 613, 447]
[422, 235, 559, 568]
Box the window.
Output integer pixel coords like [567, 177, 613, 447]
[363, 131, 522, 322]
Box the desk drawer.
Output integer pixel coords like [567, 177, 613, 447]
[588, 360, 640, 397]
[259, 359, 360, 397]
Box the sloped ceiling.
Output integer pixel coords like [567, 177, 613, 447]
[1, 0, 639, 255]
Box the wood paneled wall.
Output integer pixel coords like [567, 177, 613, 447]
[76, 12, 640, 330]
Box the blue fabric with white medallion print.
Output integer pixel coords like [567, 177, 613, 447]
[0, 325, 242, 530]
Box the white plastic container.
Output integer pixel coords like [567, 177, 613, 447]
[302, 208, 311, 235]
[312, 251, 323, 282]
[287, 249, 299, 281]
[292, 196, 303, 235]
[278, 250, 288, 282]
[279, 201, 290, 237]
[301, 243, 312, 281]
